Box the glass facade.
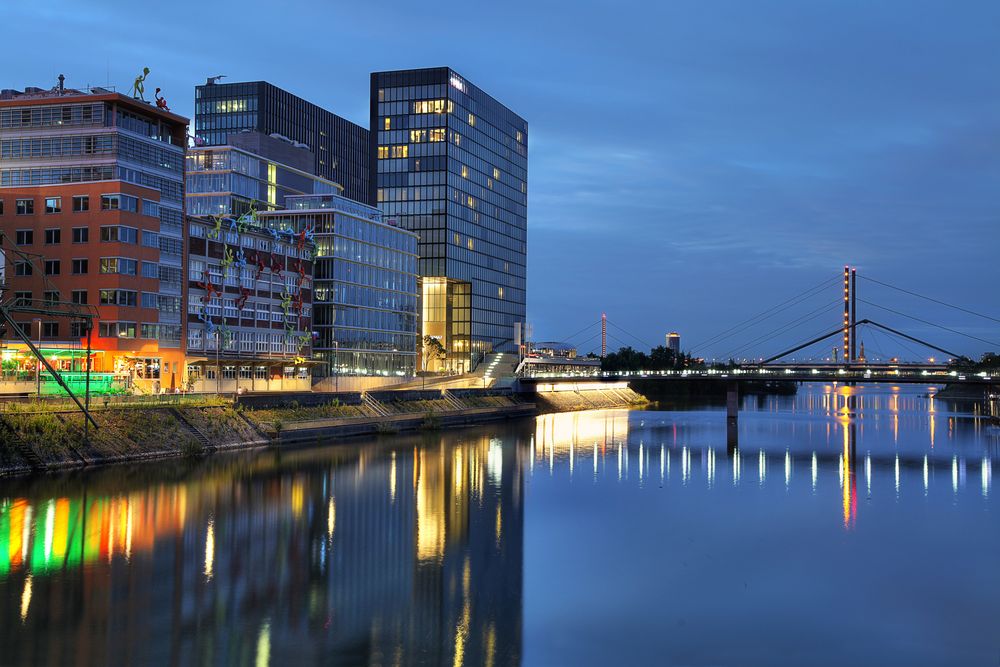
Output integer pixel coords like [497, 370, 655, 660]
[194, 81, 370, 204]
[264, 194, 419, 378]
[370, 68, 527, 369]
[186, 145, 342, 218]
[0, 87, 188, 386]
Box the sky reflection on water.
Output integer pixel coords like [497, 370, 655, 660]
[0, 383, 997, 666]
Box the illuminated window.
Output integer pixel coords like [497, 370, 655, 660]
[498, 287, 504, 299]
[390, 145, 408, 158]
[384, 117, 391, 130]
[467, 238, 474, 250]
[413, 99, 447, 114]
[487, 179, 493, 189]
[267, 163, 277, 206]
[454, 233, 460, 244]
[429, 128, 445, 142]
[461, 165, 469, 178]
[377, 146, 389, 159]
[493, 167, 500, 180]
[516, 130, 523, 143]
[410, 130, 426, 143]
[453, 133, 461, 146]
[466, 195, 475, 209]
[468, 113, 475, 127]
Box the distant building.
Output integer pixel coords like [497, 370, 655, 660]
[0, 78, 187, 394]
[371, 68, 527, 373]
[264, 193, 419, 384]
[530, 341, 576, 359]
[194, 80, 370, 204]
[666, 332, 681, 355]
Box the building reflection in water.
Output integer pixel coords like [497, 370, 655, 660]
[532, 385, 994, 531]
[0, 432, 525, 666]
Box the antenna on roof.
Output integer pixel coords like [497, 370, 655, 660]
[206, 75, 227, 85]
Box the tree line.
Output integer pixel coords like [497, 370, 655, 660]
[598, 346, 704, 372]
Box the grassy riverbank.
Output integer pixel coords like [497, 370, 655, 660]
[0, 390, 535, 476]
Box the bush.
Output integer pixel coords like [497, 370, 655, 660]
[420, 411, 440, 431]
[375, 420, 399, 434]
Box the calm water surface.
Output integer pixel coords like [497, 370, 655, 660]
[0, 383, 997, 666]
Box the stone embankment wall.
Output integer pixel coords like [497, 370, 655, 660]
[531, 385, 648, 413]
[0, 389, 534, 476]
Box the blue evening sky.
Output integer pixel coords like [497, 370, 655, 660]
[6, 0, 999, 360]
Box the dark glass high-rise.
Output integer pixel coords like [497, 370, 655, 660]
[370, 68, 527, 372]
[195, 80, 370, 204]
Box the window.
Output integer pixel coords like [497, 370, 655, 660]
[72, 195, 89, 212]
[468, 113, 475, 127]
[98, 321, 136, 338]
[15, 229, 32, 245]
[44, 259, 60, 275]
[100, 225, 138, 243]
[43, 290, 59, 304]
[42, 322, 59, 338]
[13, 291, 31, 306]
[72, 227, 88, 243]
[70, 322, 88, 338]
[71, 289, 87, 304]
[14, 261, 32, 276]
[100, 194, 138, 212]
[100, 289, 137, 307]
[141, 230, 159, 248]
[44, 228, 61, 244]
[99, 257, 137, 275]
[141, 262, 157, 279]
[72, 258, 88, 274]
[16, 199, 33, 215]
[45, 197, 61, 214]
[0, 199, 3, 215]
[142, 200, 160, 218]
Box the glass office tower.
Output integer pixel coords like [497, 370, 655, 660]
[370, 68, 527, 373]
[194, 80, 370, 204]
[186, 133, 342, 217]
[264, 194, 419, 380]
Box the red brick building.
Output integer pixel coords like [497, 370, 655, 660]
[0, 80, 188, 393]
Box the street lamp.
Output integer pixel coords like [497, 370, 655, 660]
[33, 318, 41, 397]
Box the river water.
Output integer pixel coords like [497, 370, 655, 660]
[0, 383, 996, 666]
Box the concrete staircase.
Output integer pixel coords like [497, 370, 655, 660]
[472, 353, 519, 388]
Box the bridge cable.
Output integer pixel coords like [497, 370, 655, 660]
[866, 323, 925, 360]
[606, 320, 659, 351]
[761, 321, 849, 363]
[719, 299, 843, 361]
[572, 331, 603, 354]
[690, 275, 839, 353]
[605, 331, 637, 352]
[863, 324, 888, 361]
[859, 275, 1000, 325]
[554, 319, 603, 347]
[858, 299, 1000, 348]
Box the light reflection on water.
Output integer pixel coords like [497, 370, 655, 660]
[0, 383, 997, 666]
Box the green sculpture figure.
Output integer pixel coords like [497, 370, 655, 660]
[208, 214, 222, 240]
[131, 67, 150, 101]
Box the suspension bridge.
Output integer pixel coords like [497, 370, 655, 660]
[518, 266, 1000, 442]
[524, 265, 999, 378]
